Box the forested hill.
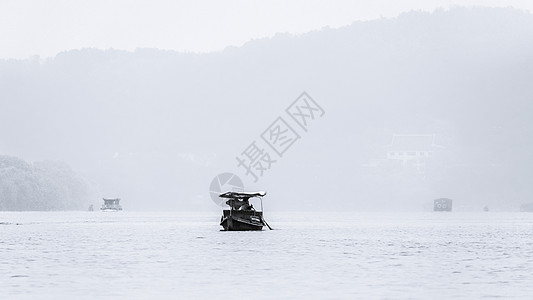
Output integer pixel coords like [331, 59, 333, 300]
[1, 7, 533, 210]
[0, 156, 93, 210]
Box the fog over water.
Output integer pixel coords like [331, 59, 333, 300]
[1, 7, 533, 211]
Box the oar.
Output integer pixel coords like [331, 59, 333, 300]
[262, 217, 273, 230]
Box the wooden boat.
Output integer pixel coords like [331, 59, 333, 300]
[101, 198, 122, 211]
[219, 191, 270, 231]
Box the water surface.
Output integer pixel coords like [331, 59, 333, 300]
[1, 211, 533, 299]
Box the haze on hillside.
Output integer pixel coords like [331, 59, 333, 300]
[1, 7, 532, 211]
[3, 0, 533, 59]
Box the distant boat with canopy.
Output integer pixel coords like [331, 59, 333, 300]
[219, 191, 271, 231]
[101, 198, 122, 211]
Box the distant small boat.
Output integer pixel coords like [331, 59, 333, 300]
[434, 198, 452, 212]
[219, 191, 271, 231]
[101, 198, 122, 211]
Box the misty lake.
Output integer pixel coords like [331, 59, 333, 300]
[2, 211, 533, 299]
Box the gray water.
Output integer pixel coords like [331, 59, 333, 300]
[1, 211, 533, 299]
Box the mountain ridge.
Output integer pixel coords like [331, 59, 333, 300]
[1, 6, 532, 210]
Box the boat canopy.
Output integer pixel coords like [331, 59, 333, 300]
[103, 198, 120, 203]
[219, 191, 266, 199]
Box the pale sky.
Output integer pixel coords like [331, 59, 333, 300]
[1, 0, 532, 59]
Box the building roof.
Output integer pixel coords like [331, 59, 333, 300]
[386, 134, 442, 151]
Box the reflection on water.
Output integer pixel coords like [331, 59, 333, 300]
[1, 211, 533, 299]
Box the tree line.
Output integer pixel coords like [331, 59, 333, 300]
[0, 155, 93, 210]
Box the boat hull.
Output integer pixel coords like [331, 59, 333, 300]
[220, 210, 264, 231]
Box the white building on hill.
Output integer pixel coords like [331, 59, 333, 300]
[385, 134, 443, 171]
